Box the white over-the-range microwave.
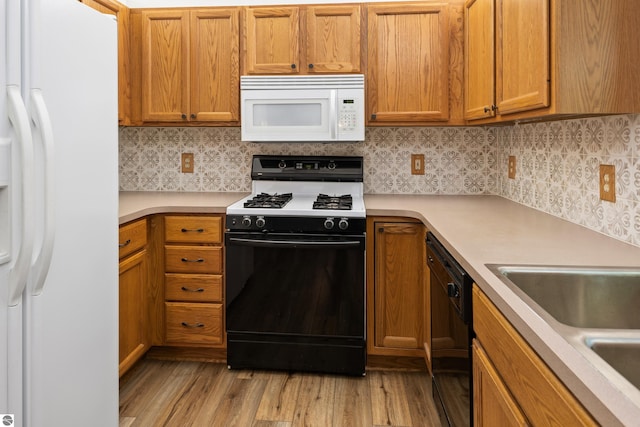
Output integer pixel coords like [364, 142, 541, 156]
[240, 74, 365, 142]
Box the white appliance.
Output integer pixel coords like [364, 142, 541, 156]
[1, 1, 119, 426]
[240, 74, 365, 142]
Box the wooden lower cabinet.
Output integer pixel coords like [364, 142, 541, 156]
[367, 217, 428, 358]
[473, 285, 597, 426]
[163, 215, 225, 348]
[118, 218, 149, 377]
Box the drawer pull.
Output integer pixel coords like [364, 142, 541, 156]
[181, 322, 205, 328]
[181, 286, 205, 293]
[119, 239, 131, 248]
[181, 228, 204, 233]
[181, 257, 204, 263]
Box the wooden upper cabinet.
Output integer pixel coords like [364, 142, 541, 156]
[141, 10, 190, 122]
[496, 0, 549, 115]
[242, 5, 362, 75]
[305, 5, 361, 73]
[78, 0, 131, 124]
[131, 7, 239, 124]
[464, 0, 495, 120]
[243, 7, 300, 74]
[465, 0, 640, 123]
[190, 10, 240, 122]
[367, 2, 463, 125]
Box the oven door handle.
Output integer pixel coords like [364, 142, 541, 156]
[228, 237, 363, 249]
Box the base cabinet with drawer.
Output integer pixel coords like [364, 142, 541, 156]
[163, 215, 225, 347]
[118, 218, 149, 377]
[472, 285, 597, 426]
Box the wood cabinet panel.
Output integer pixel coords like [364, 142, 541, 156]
[164, 215, 222, 244]
[119, 249, 148, 377]
[243, 7, 300, 74]
[367, 217, 427, 358]
[164, 246, 222, 274]
[367, 2, 463, 125]
[165, 273, 223, 303]
[495, 0, 549, 115]
[119, 217, 148, 259]
[140, 10, 190, 122]
[472, 340, 530, 426]
[473, 286, 596, 426]
[305, 5, 361, 73]
[463, 0, 495, 120]
[190, 10, 239, 121]
[165, 302, 224, 345]
[131, 8, 239, 125]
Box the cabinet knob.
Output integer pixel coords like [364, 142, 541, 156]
[181, 113, 187, 119]
[371, 114, 377, 120]
[378, 227, 384, 233]
[190, 113, 196, 119]
[491, 104, 497, 111]
[308, 63, 314, 69]
[291, 64, 296, 69]
[484, 107, 490, 113]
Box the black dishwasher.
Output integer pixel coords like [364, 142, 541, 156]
[426, 232, 474, 427]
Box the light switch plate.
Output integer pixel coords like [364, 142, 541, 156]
[411, 154, 425, 175]
[508, 156, 516, 179]
[181, 153, 194, 173]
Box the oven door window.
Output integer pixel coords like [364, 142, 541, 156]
[225, 233, 365, 338]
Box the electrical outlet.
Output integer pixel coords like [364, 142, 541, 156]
[181, 153, 194, 173]
[599, 164, 616, 202]
[508, 156, 516, 179]
[411, 154, 425, 175]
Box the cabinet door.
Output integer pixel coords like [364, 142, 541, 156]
[141, 10, 190, 121]
[243, 7, 300, 74]
[190, 9, 239, 122]
[367, 3, 450, 123]
[464, 0, 495, 120]
[473, 340, 530, 426]
[305, 5, 361, 73]
[371, 221, 427, 356]
[495, 0, 549, 115]
[119, 249, 148, 377]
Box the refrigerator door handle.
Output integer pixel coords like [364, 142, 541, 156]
[6, 85, 36, 306]
[29, 89, 55, 296]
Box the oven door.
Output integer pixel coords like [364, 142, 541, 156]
[225, 231, 366, 375]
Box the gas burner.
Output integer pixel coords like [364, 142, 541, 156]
[244, 193, 293, 209]
[313, 194, 353, 210]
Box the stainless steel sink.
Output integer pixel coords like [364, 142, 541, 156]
[487, 264, 640, 401]
[587, 338, 640, 389]
[488, 265, 640, 329]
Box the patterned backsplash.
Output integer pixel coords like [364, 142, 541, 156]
[119, 114, 640, 247]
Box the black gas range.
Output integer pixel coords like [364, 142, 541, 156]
[225, 155, 366, 376]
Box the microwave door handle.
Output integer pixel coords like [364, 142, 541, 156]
[329, 90, 337, 140]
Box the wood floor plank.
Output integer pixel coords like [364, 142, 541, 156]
[332, 375, 372, 427]
[119, 358, 443, 427]
[206, 373, 268, 426]
[292, 373, 336, 427]
[369, 370, 413, 426]
[255, 371, 303, 423]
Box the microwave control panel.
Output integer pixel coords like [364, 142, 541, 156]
[338, 99, 358, 132]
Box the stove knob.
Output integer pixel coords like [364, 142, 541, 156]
[241, 216, 252, 227]
[338, 218, 349, 230]
[324, 218, 335, 230]
[278, 161, 287, 169]
[327, 161, 336, 170]
[255, 217, 266, 228]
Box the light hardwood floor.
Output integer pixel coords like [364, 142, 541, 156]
[119, 358, 443, 427]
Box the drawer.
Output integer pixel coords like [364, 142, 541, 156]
[165, 273, 223, 302]
[165, 302, 223, 345]
[119, 218, 147, 259]
[165, 246, 222, 274]
[165, 215, 222, 244]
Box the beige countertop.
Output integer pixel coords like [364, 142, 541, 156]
[120, 191, 640, 426]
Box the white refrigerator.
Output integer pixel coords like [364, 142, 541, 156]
[1, 0, 119, 426]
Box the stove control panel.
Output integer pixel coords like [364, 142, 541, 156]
[226, 215, 365, 234]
